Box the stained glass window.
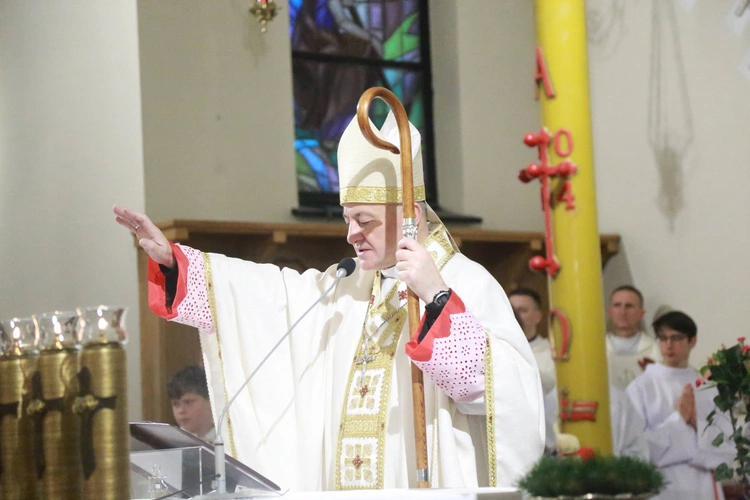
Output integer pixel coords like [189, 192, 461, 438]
[289, 0, 435, 211]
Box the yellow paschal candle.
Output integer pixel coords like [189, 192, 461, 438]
[534, 0, 612, 454]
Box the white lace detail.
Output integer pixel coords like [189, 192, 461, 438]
[414, 311, 486, 402]
[173, 245, 215, 334]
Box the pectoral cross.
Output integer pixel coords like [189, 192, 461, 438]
[355, 353, 374, 388]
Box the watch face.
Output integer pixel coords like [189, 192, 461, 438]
[434, 291, 450, 307]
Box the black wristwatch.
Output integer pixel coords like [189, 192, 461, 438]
[425, 289, 451, 313]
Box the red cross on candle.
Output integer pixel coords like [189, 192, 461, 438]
[518, 127, 578, 277]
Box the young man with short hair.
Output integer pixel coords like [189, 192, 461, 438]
[606, 285, 660, 390]
[508, 288, 557, 455]
[626, 311, 735, 500]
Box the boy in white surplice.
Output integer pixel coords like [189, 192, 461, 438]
[626, 311, 735, 500]
[113, 111, 544, 491]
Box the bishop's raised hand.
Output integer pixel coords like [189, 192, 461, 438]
[113, 205, 175, 269]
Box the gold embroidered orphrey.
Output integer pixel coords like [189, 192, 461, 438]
[201, 252, 238, 458]
[334, 224, 458, 490]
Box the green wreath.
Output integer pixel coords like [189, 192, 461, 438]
[518, 455, 664, 498]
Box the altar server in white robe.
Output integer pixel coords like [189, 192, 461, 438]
[508, 288, 558, 455]
[508, 288, 647, 459]
[114, 111, 544, 491]
[607, 285, 661, 391]
[626, 311, 735, 500]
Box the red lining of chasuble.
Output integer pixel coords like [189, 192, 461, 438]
[405, 290, 464, 363]
[147, 242, 188, 320]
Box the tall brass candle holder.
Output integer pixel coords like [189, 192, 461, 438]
[31, 311, 82, 500]
[0, 317, 41, 500]
[74, 306, 130, 500]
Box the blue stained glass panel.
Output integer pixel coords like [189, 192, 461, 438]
[291, 0, 421, 62]
[290, 0, 432, 203]
[293, 60, 425, 194]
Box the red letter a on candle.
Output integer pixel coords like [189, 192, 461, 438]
[534, 46, 555, 100]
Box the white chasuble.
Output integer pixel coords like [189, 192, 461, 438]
[147, 224, 545, 491]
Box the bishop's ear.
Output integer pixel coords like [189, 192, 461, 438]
[413, 201, 424, 225]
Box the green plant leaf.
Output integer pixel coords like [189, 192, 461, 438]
[706, 409, 716, 425]
[712, 433, 725, 447]
[714, 462, 733, 481]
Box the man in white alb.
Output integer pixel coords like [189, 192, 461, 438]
[509, 288, 647, 458]
[508, 288, 557, 455]
[606, 285, 660, 391]
[114, 111, 544, 491]
[626, 311, 735, 500]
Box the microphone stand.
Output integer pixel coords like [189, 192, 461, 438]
[210, 259, 356, 497]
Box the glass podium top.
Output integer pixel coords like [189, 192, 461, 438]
[130, 422, 280, 499]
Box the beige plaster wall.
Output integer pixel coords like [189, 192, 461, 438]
[0, 1, 145, 419]
[138, 0, 542, 229]
[139, 0, 297, 223]
[588, 0, 750, 364]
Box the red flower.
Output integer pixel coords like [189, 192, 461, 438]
[739, 337, 746, 343]
[695, 371, 711, 387]
[742, 345, 750, 354]
[707, 357, 715, 364]
[575, 447, 596, 461]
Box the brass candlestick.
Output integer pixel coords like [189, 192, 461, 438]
[74, 306, 130, 500]
[0, 317, 41, 500]
[31, 311, 82, 500]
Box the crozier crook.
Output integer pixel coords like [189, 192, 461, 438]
[355, 87, 429, 488]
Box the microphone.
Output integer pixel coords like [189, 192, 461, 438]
[213, 257, 356, 495]
[336, 257, 356, 278]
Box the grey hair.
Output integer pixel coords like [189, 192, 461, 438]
[417, 201, 429, 223]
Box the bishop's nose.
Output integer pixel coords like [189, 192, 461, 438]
[347, 221, 363, 245]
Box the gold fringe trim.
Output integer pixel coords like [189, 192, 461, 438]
[203, 253, 237, 459]
[484, 335, 497, 487]
[339, 185, 426, 204]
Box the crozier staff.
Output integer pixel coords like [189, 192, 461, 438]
[356, 86, 429, 487]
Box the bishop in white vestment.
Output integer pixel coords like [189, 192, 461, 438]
[115, 111, 544, 491]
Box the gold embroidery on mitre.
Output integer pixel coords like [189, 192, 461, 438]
[334, 223, 458, 490]
[339, 185, 426, 204]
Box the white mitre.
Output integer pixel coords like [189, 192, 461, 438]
[337, 110, 425, 205]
